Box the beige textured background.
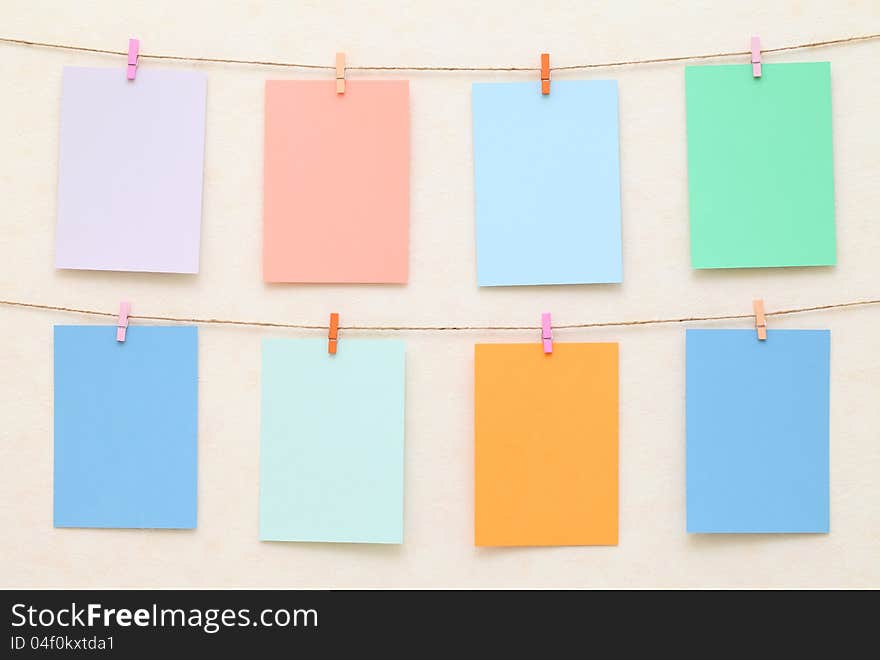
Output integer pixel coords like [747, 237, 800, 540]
[1, 1, 878, 588]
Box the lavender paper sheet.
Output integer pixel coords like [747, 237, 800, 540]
[55, 67, 207, 273]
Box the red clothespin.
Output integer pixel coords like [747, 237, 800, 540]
[750, 36, 762, 78]
[541, 312, 553, 354]
[336, 52, 346, 94]
[540, 53, 550, 95]
[116, 302, 131, 342]
[127, 38, 140, 81]
[753, 299, 767, 341]
[328, 313, 339, 354]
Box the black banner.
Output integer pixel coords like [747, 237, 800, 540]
[0, 589, 855, 655]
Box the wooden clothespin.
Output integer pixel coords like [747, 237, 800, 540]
[753, 299, 767, 341]
[541, 312, 553, 354]
[127, 38, 140, 81]
[750, 36, 762, 78]
[116, 302, 131, 342]
[540, 53, 550, 95]
[328, 312, 340, 354]
[336, 52, 346, 94]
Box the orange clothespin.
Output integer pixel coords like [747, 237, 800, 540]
[753, 299, 767, 341]
[328, 313, 340, 354]
[336, 52, 346, 94]
[540, 53, 550, 95]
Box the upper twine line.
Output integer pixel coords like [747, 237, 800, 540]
[1, 298, 877, 332]
[0, 33, 877, 72]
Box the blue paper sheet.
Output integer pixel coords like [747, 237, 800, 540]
[472, 80, 622, 286]
[54, 326, 198, 528]
[260, 339, 405, 544]
[686, 329, 830, 533]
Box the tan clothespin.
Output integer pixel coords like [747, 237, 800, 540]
[336, 52, 345, 94]
[753, 299, 767, 340]
[540, 53, 550, 95]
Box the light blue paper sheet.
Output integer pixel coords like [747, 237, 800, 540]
[54, 326, 198, 528]
[686, 329, 830, 533]
[260, 339, 405, 544]
[472, 80, 622, 286]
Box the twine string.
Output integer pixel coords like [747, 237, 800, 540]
[1, 298, 877, 332]
[0, 33, 877, 73]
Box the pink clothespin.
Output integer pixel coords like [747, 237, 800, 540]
[541, 312, 553, 354]
[750, 36, 762, 78]
[117, 302, 131, 342]
[127, 38, 140, 81]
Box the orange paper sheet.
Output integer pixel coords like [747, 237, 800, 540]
[263, 81, 409, 283]
[474, 343, 619, 546]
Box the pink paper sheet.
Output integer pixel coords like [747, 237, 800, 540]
[263, 80, 409, 283]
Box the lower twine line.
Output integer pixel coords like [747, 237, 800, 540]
[0, 298, 877, 332]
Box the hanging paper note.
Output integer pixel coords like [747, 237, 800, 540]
[55, 67, 207, 273]
[263, 81, 409, 283]
[686, 329, 830, 533]
[260, 339, 405, 543]
[54, 326, 198, 528]
[474, 343, 618, 546]
[686, 63, 835, 268]
[472, 80, 622, 286]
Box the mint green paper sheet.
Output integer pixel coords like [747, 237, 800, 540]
[685, 63, 835, 269]
[260, 338, 405, 544]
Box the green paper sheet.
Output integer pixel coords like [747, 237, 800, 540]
[685, 63, 835, 269]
